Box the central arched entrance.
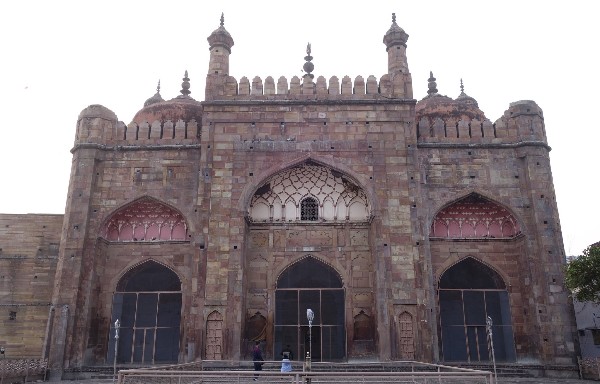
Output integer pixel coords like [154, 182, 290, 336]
[108, 261, 182, 364]
[275, 257, 345, 361]
[438, 257, 516, 362]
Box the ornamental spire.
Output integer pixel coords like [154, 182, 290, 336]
[220, 12, 224, 27]
[303, 42, 314, 80]
[460, 78, 465, 95]
[180, 70, 191, 96]
[427, 71, 438, 95]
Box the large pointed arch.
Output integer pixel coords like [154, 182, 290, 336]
[107, 260, 182, 365]
[246, 159, 371, 223]
[430, 192, 521, 239]
[274, 256, 345, 361]
[100, 196, 189, 242]
[438, 257, 515, 363]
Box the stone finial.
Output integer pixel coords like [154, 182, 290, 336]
[156, 80, 161, 94]
[427, 71, 438, 95]
[181, 70, 191, 96]
[303, 42, 314, 80]
[220, 12, 224, 27]
[392, 13, 396, 24]
[460, 78, 465, 95]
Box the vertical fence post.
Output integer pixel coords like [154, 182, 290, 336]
[486, 316, 497, 383]
[113, 319, 120, 384]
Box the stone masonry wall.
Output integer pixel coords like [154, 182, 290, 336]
[0, 214, 63, 358]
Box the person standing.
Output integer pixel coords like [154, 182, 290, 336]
[281, 344, 294, 360]
[252, 341, 264, 380]
[280, 344, 293, 372]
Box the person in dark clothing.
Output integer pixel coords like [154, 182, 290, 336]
[252, 341, 264, 380]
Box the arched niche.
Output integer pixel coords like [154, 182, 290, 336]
[353, 311, 373, 340]
[101, 197, 188, 242]
[206, 311, 224, 360]
[430, 193, 520, 239]
[249, 161, 370, 223]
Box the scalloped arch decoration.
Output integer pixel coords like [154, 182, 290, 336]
[101, 197, 188, 242]
[430, 194, 520, 239]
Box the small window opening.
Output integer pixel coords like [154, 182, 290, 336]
[300, 197, 318, 221]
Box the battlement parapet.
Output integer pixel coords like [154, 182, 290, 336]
[75, 105, 200, 148]
[205, 73, 413, 101]
[417, 100, 547, 146]
[121, 119, 200, 143]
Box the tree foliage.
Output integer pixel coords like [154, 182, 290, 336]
[565, 245, 600, 303]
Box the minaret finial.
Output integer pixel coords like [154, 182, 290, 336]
[181, 70, 191, 96]
[303, 42, 314, 80]
[460, 78, 465, 95]
[427, 71, 438, 95]
[392, 13, 396, 24]
[220, 12, 224, 27]
[157, 80, 161, 94]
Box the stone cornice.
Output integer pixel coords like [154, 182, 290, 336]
[417, 141, 551, 151]
[71, 143, 201, 153]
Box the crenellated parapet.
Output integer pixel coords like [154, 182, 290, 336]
[121, 118, 200, 142]
[205, 72, 413, 101]
[74, 105, 200, 149]
[417, 100, 547, 147]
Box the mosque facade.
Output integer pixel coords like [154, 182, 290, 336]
[0, 14, 577, 377]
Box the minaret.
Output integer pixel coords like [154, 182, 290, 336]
[207, 13, 234, 76]
[382, 13, 409, 74]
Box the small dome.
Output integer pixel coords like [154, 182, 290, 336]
[131, 98, 201, 125]
[132, 72, 202, 124]
[455, 79, 479, 107]
[144, 81, 164, 107]
[207, 13, 234, 53]
[383, 13, 408, 50]
[78, 104, 117, 121]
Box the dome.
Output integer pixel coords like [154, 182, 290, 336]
[144, 81, 164, 107]
[131, 98, 202, 125]
[78, 104, 117, 121]
[131, 72, 202, 125]
[455, 79, 479, 107]
[416, 75, 486, 121]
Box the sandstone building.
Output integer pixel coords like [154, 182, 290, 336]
[0, 14, 577, 376]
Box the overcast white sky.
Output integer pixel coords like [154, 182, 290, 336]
[0, 1, 598, 256]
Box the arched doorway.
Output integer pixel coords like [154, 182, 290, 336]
[108, 261, 182, 364]
[275, 257, 345, 361]
[438, 257, 516, 362]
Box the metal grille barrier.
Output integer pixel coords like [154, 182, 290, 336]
[118, 362, 495, 384]
[0, 358, 48, 382]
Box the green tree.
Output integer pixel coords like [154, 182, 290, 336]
[565, 245, 600, 303]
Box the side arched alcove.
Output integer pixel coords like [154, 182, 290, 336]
[85, 196, 196, 366]
[242, 158, 376, 362]
[429, 192, 527, 363]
